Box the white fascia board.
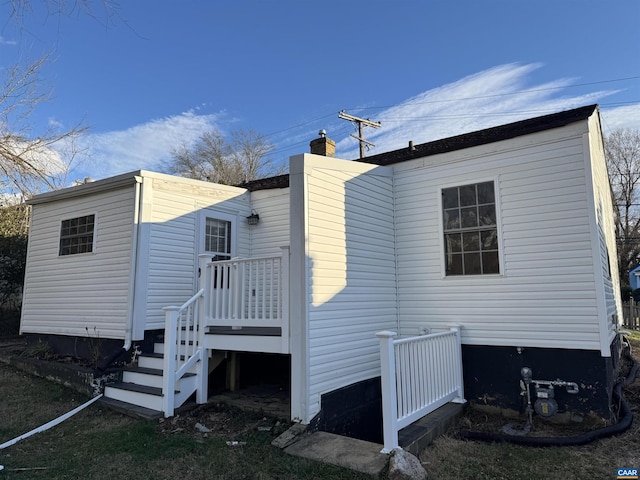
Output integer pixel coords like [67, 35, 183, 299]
[137, 170, 249, 196]
[27, 171, 144, 205]
[27, 170, 250, 206]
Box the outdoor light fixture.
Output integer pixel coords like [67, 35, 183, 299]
[246, 210, 260, 226]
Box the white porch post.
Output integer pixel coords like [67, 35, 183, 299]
[451, 326, 465, 403]
[280, 246, 290, 354]
[377, 330, 399, 453]
[196, 254, 211, 404]
[198, 254, 210, 291]
[195, 295, 208, 404]
[162, 306, 179, 417]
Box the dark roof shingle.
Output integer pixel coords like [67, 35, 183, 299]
[243, 105, 598, 191]
[358, 104, 598, 166]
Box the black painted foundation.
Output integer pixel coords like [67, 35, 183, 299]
[315, 339, 621, 443]
[462, 340, 620, 420]
[317, 377, 383, 444]
[24, 333, 127, 368]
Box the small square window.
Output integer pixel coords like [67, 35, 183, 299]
[59, 215, 95, 256]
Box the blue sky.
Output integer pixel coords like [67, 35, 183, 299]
[1, 1, 639, 183]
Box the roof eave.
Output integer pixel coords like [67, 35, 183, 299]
[358, 104, 598, 167]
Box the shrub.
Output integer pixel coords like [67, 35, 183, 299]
[0, 204, 29, 336]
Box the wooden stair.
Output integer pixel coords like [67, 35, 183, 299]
[102, 340, 225, 417]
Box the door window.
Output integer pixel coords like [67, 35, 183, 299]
[204, 217, 232, 261]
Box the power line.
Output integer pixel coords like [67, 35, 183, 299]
[255, 75, 639, 159]
[345, 75, 640, 113]
[264, 112, 336, 138]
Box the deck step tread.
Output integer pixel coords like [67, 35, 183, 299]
[99, 396, 162, 420]
[140, 352, 163, 359]
[123, 366, 163, 376]
[206, 326, 281, 337]
[123, 366, 196, 377]
[107, 382, 176, 396]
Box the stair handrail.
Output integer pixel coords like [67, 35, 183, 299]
[162, 288, 205, 417]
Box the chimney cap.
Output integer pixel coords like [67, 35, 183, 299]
[318, 129, 326, 138]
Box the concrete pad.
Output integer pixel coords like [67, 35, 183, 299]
[284, 431, 388, 478]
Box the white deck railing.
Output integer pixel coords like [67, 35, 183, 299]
[377, 328, 465, 453]
[162, 290, 208, 417]
[160, 248, 291, 416]
[200, 247, 289, 333]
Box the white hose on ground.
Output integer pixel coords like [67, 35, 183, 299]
[0, 394, 103, 451]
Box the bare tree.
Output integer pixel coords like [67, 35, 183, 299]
[605, 128, 640, 290]
[7, 0, 121, 28]
[0, 0, 122, 198]
[230, 130, 281, 184]
[166, 129, 284, 185]
[0, 54, 87, 198]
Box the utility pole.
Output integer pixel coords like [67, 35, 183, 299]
[338, 110, 381, 159]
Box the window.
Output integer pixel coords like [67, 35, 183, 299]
[205, 217, 231, 261]
[59, 214, 95, 256]
[442, 181, 499, 275]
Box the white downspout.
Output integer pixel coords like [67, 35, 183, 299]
[123, 176, 143, 351]
[392, 170, 400, 334]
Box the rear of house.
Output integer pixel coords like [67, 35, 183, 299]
[20, 104, 623, 444]
[289, 105, 622, 437]
[376, 105, 622, 419]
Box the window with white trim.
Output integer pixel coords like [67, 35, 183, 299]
[442, 181, 499, 275]
[59, 214, 95, 256]
[204, 217, 232, 261]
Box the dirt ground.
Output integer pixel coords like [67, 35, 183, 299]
[2, 334, 638, 444]
[155, 401, 291, 441]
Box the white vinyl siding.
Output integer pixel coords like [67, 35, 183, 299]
[586, 114, 622, 350]
[142, 174, 251, 331]
[393, 122, 604, 350]
[249, 187, 290, 257]
[21, 186, 136, 339]
[297, 155, 396, 420]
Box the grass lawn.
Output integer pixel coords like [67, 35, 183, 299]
[0, 331, 638, 479]
[421, 330, 640, 479]
[0, 364, 370, 480]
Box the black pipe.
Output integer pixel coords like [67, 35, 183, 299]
[97, 346, 130, 372]
[460, 343, 638, 447]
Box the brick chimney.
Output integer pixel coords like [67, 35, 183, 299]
[310, 130, 336, 157]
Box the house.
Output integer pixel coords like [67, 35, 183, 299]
[20, 104, 623, 448]
[629, 265, 640, 291]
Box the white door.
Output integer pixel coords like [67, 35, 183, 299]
[199, 211, 239, 321]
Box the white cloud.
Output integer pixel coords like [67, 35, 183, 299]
[75, 110, 221, 179]
[64, 65, 640, 182]
[2, 137, 65, 175]
[0, 36, 17, 46]
[337, 63, 625, 159]
[600, 104, 640, 133]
